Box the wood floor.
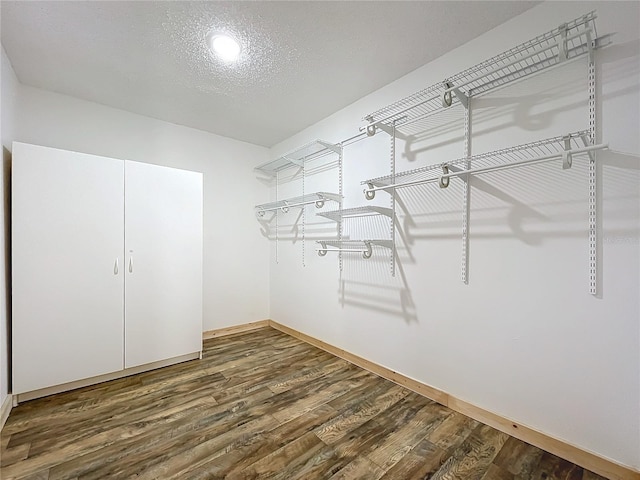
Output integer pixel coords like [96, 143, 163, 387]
[1, 327, 607, 480]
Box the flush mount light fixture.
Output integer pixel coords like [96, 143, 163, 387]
[206, 32, 241, 62]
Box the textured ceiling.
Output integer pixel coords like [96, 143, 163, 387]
[1, 1, 539, 147]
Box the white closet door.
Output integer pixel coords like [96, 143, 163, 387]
[124, 161, 202, 368]
[12, 142, 125, 394]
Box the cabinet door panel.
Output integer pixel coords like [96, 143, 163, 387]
[12, 142, 125, 394]
[124, 161, 202, 368]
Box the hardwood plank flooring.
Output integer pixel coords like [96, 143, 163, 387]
[0, 327, 608, 480]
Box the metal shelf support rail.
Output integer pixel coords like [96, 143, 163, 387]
[338, 147, 344, 272]
[302, 146, 305, 266]
[360, 12, 609, 136]
[462, 98, 471, 284]
[389, 122, 397, 276]
[588, 41, 598, 295]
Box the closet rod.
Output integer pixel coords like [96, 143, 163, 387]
[316, 246, 373, 259]
[257, 198, 328, 214]
[317, 248, 369, 253]
[316, 240, 378, 259]
[363, 143, 607, 195]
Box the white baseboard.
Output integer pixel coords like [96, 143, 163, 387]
[203, 320, 269, 339]
[266, 320, 640, 480]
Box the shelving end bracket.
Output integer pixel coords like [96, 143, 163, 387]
[316, 140, 342, 155]
[444, 81, 468, 109]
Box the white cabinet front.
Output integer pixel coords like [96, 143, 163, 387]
[124, 161, 203, 369]
[12, 143, 125, 394]
[12, 143, 203, 396]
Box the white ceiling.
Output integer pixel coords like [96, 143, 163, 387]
[1, 1, 539, 147]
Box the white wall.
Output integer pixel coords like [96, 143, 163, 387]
[269, 1, 640, 470]
[12, 84, 271, 334]
[1, 47, 19, 408]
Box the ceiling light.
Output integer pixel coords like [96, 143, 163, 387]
[207, 33, 241, 62]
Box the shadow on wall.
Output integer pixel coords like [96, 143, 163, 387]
[339, 245, 416, 325]
[400, 39, 640, 165]
[3, 147, 11, 393]
[335, 208, 416, 324]
[256, 38, 640, 320]
[399, 59, 587, 163]
[331, 147, 639, 320]
[256, 206, 339, 242]
[395, 150, 639, 242]
[598, 149, 640, 299]
[257, 201, 418, 324]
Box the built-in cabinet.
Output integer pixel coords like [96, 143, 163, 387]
[12, 142, 203, 398]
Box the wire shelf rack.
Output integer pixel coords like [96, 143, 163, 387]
[361, 131, 607, 197]
[255, 192, 341, 217]
[254, 139, 342, 177]
[316, 240, 394, 258]
[317, 206, 394, 222]
[362, 11, 603, 135]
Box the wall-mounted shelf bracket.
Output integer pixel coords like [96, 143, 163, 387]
[590, 32, 613, 55]
[439, 165, 450, 188]
[579, 132, 595, 162]
[558, 23, 570, 62]
[562, 135, 573, 170]
[445, 81, 469, 109]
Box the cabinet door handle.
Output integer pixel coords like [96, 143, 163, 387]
[128, 256, 133, 273]
[114, 258, 119, 275]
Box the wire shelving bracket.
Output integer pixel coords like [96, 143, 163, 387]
[357, 10, 610, 293]
[588, 46, 597, 295]
[255, 139, 343, 267]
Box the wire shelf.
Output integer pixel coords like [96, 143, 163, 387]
[254, 139, 341, 176]
[363, 12, 601, 134]
[362, 131, 604, 195]
[255, 192, 341, 216]
[317, 206, 393, 222]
